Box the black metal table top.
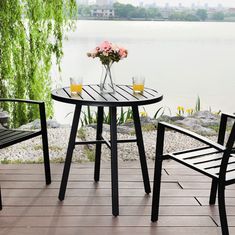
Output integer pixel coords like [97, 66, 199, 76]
[51, 84, 163, 107]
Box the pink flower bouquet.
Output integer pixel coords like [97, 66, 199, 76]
[87, 41, 128, 65]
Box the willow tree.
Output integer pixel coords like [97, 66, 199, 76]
[0, 0, 77, 127]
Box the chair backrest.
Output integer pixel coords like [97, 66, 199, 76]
[218, 115, 235, 181]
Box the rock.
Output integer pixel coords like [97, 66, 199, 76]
[190, 125, 216, 136]
[19, 119, 60, 130]
[0, 110, 9, 127]
[47, 119, 60, 128]
[157, 115, 172, 122]
[175, 117, 202, 127]
[174, 111, 222, 136]
[170, 116, 185, 122]
[192, 111, 220, 127]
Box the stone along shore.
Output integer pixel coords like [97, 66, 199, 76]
[1, 111, 233, 163]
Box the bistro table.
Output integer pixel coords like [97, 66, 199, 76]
[51, 84, 163, 216]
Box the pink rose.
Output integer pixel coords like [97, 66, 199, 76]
[119, 48, 128, 59]
[99, 41, 112, 52]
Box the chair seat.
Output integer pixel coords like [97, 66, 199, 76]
[167, 146, 235, 182]
[0, 128, 41, 149]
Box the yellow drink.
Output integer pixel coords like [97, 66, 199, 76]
[70, 84, 82, 94]
[133, 84, 144, 93]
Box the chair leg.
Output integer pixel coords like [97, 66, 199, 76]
[94, 107, 104, 182]
[0, 186, 2, 210]
[39, 103, 51, 185]
[209, 179, 217, 205]
[151, 159, 163, 222]
[218, 184, 229, 235]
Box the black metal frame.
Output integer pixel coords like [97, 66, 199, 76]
[0, 98, 51, 210]
[151, 113, 235, 235]
[58, 105, 151, 216]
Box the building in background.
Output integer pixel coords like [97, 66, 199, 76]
[91, 5, 115, 18]
[96, 0, 115, 6]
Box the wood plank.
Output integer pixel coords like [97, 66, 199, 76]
[1, 174, 211, 182]
[1, 188, 223, 198]
[0, 215, 216, 227]
[0, 181, 180, 189]
[5, 204, 235, 217]
[0, 227, 225, 235]
[196, 197, 235, 206]
[0, 205, 217, 217]
[179, 182, 235, 190]
[2, 196, 198, 206]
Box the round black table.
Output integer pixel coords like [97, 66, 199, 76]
[52, 84, 163, 216]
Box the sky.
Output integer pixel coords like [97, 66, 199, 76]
[118, 0, 235, 7]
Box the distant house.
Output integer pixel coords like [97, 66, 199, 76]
[91, 6, 115, 18]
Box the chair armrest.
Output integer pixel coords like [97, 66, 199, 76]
[0, 98, 43, 105]
[0, 98, 47, 132]
[159, 122, 226, 151]
[222, 113, 235, 120]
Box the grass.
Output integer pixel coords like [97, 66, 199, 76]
[77, 127, 86, 140]
[0, 157, 67, 164]
[84, 147, 95, 162]
[1, 157, 44, 164]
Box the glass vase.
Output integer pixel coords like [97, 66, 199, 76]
[100, 62, 116, 94]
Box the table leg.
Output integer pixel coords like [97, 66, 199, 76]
[110, 106, 119, 216]
[94, 106, 104, 182]
[132, 105, 151, 194]
[59, 105, 81, 201]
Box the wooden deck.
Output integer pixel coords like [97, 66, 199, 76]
[0, 160, 235, 235]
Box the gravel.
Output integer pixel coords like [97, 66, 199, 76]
[0, 126, 219, 163]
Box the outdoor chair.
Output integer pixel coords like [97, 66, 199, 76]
[0, 98, 51, 210]
[151, 113, 235, 235]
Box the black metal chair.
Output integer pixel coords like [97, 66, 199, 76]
[151, 113, 235, 235]
[0, 98, 51, 210]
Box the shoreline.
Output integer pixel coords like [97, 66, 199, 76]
[77, 17, 235, 23]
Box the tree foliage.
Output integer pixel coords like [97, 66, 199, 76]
[196, 9, 208, 21]
[212, 12, 225, 21]
[113, 3, 161, 19]
[0, 0, 77, 127]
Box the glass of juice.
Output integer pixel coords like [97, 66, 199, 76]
[132, 76, 145, 94]
[70, 77, 83, 95]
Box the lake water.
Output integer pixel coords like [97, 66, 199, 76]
[52, 20, 235, 124]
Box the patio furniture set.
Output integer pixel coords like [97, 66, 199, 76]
[0, 85, 234, 235]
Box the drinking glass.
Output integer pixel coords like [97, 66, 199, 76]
[132, 76, 145, 94]
[70, 77, 83, 95]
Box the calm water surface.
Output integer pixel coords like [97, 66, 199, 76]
[52, 21, 235, 124]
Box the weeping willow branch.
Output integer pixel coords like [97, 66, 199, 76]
[0, 0, 77, 127]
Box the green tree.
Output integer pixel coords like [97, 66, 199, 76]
[169, 12, 186, 21]
[0, 0, 77, 127]
[212, 12, 225, 21]
[196, 9, 208, 21]
[78, 4, 91, 16]
[146, 7, 162, 19]
[184, 14, 200, 21]
[113, 3, 132, 18]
